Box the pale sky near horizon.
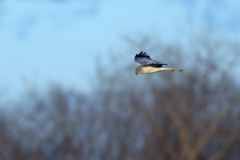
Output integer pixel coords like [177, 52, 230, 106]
[1, 0, 240, 102]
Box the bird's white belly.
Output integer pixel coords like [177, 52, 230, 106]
[142, 67, 161, 73]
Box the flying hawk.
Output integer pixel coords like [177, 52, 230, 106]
[134, 52, 184, 75]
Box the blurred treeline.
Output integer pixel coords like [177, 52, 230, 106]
[1, 34, 240, 160]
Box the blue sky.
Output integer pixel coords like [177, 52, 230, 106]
[1, 0, 240, 101]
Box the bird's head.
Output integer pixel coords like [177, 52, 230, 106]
[135, 69, 138, 75]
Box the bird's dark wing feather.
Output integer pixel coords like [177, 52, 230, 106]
[134, 51, 158, 65]
[143, 63, 168, 67]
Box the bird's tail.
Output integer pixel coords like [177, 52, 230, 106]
[172, 69, 184, 72]
[160, 67, 184, 72]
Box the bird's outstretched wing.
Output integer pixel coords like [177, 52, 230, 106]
[143, 63, 167, 67]
[134, 52, 159, 65]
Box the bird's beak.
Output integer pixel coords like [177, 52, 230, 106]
[135, 71, 138, 75]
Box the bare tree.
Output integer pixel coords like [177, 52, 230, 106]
[0, 34, 240, 160]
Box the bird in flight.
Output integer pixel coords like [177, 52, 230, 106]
[134, 52, 184, 75]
